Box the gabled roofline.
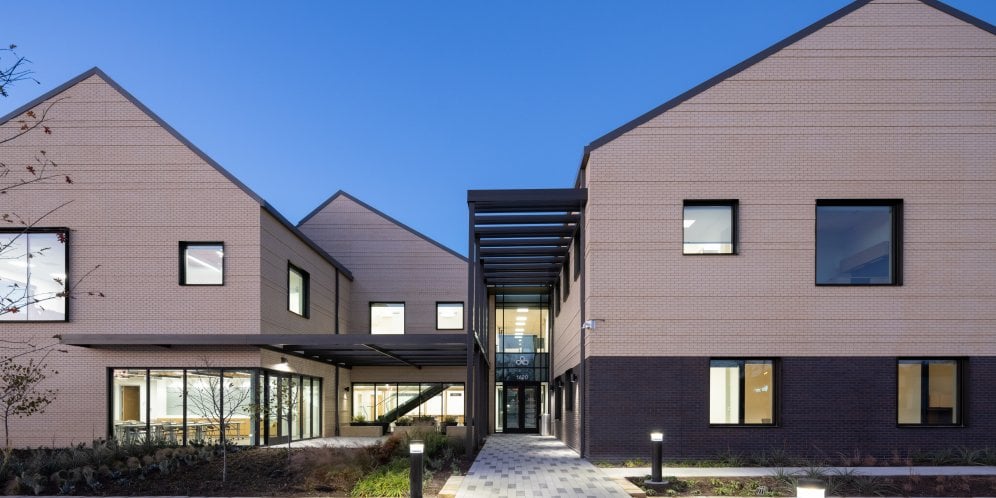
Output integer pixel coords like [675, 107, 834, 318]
[300, 190, 469, 262]
[1, 67, 353, 280]
[575, 0, 996, 183]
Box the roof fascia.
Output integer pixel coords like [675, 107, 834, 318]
[1, 66, 352, 279]
[299, 190, 469, 262]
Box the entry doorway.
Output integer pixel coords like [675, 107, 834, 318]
[502, 382, 541, 433]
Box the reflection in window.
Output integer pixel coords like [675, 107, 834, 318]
[436, 302, 463, 330]
[181, 243, 223, 285]
[351, 383, 464, 425]
[288, 263, 309, 317]
[0, 230, 68, 321]
[371, 302, 404, 334]
[110, 368, 318, 446]
[709, 359, 774, 425]
[683, 202, 736, 254]
[816, 201, 901, 285]
[898, 359, 960, 425]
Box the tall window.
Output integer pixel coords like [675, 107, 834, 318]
[816, 200, 902, 285]
[370, 302, 404, 334]
[683, 201, 737, 254]
[562, 254, 570, 300]
[0, 229, 68, 321]
[709, 359, 775, 425]
[898, 359, 961, 426]
[436, 302, 463, 330]
[180, 242, 224, 285]
[288, 263, 309, 317]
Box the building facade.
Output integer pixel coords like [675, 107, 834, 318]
[1, 0, 993, 461]
[524, 0, 996, 459]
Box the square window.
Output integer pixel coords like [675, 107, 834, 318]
[0, 229, 69, 321]
[709, 359, 775, 425]
[370, 302, 404, 334]
[436, 302, 463, 330]
[288, 263, 309, 317]
[816, 200, 902, 285]
[898, 359, 961, 426]
[180, 242, 224, 285]
[683, 201, 737, 254]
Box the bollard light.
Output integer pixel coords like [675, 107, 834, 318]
[796, 478, 825, 498]
[409, 440, 424, 498]
[646, 431, 665, 485]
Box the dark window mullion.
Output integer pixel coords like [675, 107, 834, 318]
[738, 361, 746, 424]
[920, 360, 930, 424]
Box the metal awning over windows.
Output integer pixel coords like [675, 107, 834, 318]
[468, 189, 587, 287]
[59, 333, 469, 368]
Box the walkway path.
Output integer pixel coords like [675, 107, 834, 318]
[456, 434, 630, 498]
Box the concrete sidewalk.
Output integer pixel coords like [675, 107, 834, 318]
[600, 465, 996, 479]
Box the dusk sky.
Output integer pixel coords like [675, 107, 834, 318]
[3, 1, 994, 254]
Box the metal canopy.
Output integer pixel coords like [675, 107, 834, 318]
[59, 333, 469, 368]
[468, 188, 587, 287]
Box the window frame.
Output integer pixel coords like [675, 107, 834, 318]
[0, 227, 70, 322]
[370, 301, 406, 334]
[815, 199, 903, 286]
[708, 358, 778, 427]
[682, 200, 739, 255]
[435, 301, 464, 330]
[179, 241, 225, 286]
[896, 358, 964, 427]
[287, 262, 310, 318]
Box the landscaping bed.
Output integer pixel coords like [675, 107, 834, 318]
[1, 430, 470, 496]
[628, 474, 996, 497]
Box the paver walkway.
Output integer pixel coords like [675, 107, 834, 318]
[456, 434, 630, 498]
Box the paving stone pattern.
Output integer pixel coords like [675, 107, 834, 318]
[457, 434, 630, 498]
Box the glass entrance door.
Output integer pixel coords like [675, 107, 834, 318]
[502, 382, 540, 433]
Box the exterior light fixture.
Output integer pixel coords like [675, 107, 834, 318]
[581, 319, 598, 331]
[279, 356, 288, 365]
[410, 440, 425, 498]
[647, 431, 665, 484]
[796, 479, 825, 498]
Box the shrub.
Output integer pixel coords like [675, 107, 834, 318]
[351, 458, 419, 497]
[394, 416, 412, 426]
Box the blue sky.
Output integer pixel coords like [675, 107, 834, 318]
[3, 1, 994, 254]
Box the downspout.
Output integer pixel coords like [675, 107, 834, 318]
[578, 186, 587, 457]
[465, 202, 476, 452]
[333, 268, 341, 436]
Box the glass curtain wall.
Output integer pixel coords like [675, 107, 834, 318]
[351, 383, 464, 425]
[494, 294, 550, 432]
[111, 368, 321, 446]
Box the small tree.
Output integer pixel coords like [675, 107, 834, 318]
[185, 364, 253, 483]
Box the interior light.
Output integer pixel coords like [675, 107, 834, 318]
[684, 220, 695, 228]
[514, 328, 524, 332]
[516, 308, 529, 313]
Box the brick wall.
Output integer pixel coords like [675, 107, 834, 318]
[586, 356, 996, 460]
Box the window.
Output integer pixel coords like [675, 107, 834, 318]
[573, 231, 581, 280]
[898, 359, 961, 426]
[683, 200, 737, 254]
[565, 371, 575, 411]
[0, 228, 68, 321]
[436, 302, 463, 330]
[709, 359, 775, 425]
[562, 254, 570, 300]
[180, 242, 224, 285]
[370, 302, 404, 334]
[816, 200, 902, 285]
[554, 384, 563, 420]
[288, 263, 309, 317]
